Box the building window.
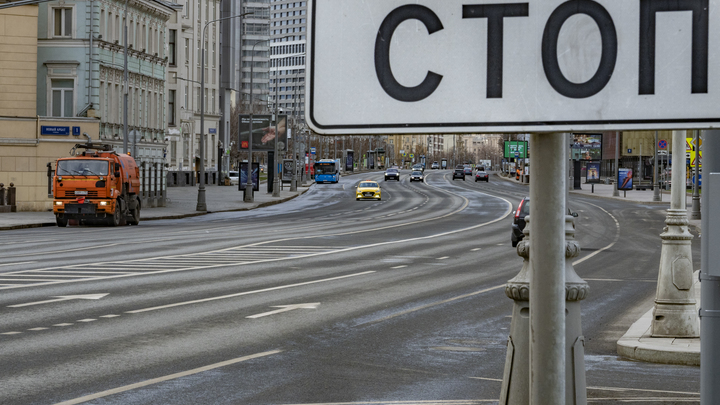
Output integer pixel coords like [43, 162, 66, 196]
[51, 79, 74, 117]
[168, 90, 176, 126]
[169, 29, 177, 66]
[53, 8, 72, 37]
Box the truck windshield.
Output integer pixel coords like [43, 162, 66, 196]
[57, 160, 109, 176]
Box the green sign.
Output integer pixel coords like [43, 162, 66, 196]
[504, 141, 528, 159]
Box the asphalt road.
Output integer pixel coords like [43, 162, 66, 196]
[0, 170, 701, 405]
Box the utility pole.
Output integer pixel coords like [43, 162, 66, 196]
[700, 130, 720, 405]
[272, 71, 280, 198]
[691, 130, 701, 219]
[123, 0, 128, 155]
[653, 132, 661, 201]
[613, 133, 620, 197]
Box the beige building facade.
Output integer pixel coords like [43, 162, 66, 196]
[0, 5, 99, 211]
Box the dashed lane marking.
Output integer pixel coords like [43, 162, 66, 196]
[391, 265, 407, 269]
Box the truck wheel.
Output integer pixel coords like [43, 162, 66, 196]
[56, 216, 67, 227]
[128, 200, 140, 225]
[109, 205, 121, 227]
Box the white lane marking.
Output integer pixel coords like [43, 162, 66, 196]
[469, 377, 503, 382]
[587, 386, 699, 395]
[0, 261, 36, 267]
[471, 248, 482, 252]
[281, 401, 496, 404]
[0, 278, 68, 282]
[127, 271, 375, 314]
[246, 303, 320, 319]
[53, 350, 283, 405]
[99, 314, 120, 318]
[496, 244, 504, 246]
[28, 327, 49, 331]
[437, 256, 450, 260]
[53, 323, 73, 327]
[8, 293, 108, 308]
[572, 202, 621, 266]
[391, 265, 407, 269]
[1, 331, 21, 335]
[362, 285, 506, 326]
[76, 319, 96, 323]
[584, 278, 656, 283]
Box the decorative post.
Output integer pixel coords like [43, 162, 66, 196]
[500, 214, 588, 405]
[651, 130, 699, 337]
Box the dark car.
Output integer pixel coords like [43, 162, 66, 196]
[409, 170, 424, 182]
[384, 168, 400, 181]
[511, 197, 578, 247]
[475, 167, 489, 182]
[463, 167, 472, 175]
[452, 168, 465, 180]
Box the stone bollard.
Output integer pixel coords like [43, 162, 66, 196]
[0, 183, 5, 206]
[500, 214, 589, 405]
[8, 183, 16, 212]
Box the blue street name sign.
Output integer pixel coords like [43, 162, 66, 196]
[41, 126, 70, 135]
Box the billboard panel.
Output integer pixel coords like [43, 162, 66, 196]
[239, 115, 288, 152]
[572, 134, 603, 161]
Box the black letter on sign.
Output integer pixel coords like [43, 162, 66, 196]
[375, 5, 444, 102]
[639, 0, 709, 95]
[463, 3, 529, 98]
[542, 0, 617, 99]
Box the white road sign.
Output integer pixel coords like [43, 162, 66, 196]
[308, 0, 720, 134]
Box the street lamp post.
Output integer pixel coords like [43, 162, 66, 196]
[272, 73, 281, 197]
[123, 0, 128, 155]
[197, 13, 252, 211]
[244, 38, 270, 203]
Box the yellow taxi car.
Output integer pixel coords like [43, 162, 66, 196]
[356, 180, 381, 201]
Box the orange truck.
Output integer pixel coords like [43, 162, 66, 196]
[53, 143, 141, 227]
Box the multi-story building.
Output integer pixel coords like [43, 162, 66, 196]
[36, 0, 179, 206]
[240, 0, 270, 112]
[166, 0, 225, 187]
[269, 0, 306, 128]
[0, 3, 100, 211]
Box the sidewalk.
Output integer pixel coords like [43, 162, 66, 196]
[496, 172, 702, 366]
[0, 182, 313, 231]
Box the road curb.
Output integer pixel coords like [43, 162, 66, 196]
[0, 188, 311, 230]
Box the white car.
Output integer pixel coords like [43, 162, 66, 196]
[228, 171, 239, 185]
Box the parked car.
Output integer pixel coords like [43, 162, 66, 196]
[228, 171, 239, 185]
[475, 168, 489, 182]
[452, 168, 465, 180]
[409, 170, 424, 182]
[511, 197, 578, 247]
[431, 161, 439, 169]
[384, 168, 400, 181]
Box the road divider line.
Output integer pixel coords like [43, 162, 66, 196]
[53, 350, 283, 405]
[360, 284, 506, 326]
[572, 202, 621, 267]
[126, 271, 376, 314]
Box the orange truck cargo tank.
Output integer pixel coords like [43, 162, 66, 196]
[53, 143, 141, 227]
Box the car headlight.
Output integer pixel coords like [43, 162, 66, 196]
[55, 201, 63, 206]
[99, 201, 108, 206]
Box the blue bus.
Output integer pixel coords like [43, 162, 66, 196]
[314, 159, 340, 183]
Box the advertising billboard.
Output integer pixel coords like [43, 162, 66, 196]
[572, 134, 603, 161]
[238, 162, 260, 191]
[504, 141, 528, 159]
[617, 168, 633, 190]
[346, 151, 354, 172]
[282, 159, 294, 183]
[239, 115, 288, 152]
[586, 162, 601, 183]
